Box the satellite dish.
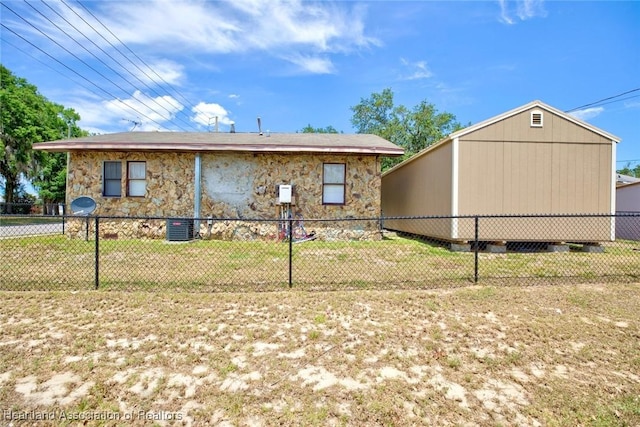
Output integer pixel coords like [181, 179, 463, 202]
[70, 196, 97, 216]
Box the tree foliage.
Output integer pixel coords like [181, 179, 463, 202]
[350, 88, 465, 170]
[300, 124, 340, 134]
[617, 163, 640, 178]
[0, 65, 86, 208]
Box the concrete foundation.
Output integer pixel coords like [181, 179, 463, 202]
[450, 242, 471, 252]
[582, 244, 604, 253]
[547, 244, 569, 252]
[487, 243, 507, 253]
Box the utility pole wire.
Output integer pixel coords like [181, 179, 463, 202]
[72, 0, 213, 123]
[2, 3, 169, 131]
[565, 88, 640, 112]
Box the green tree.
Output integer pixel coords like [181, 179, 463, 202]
[0, 65, 85, 211]
[300, 124, 340, 133]
[350, 88, 465, 170]
[617, 163, 640, 178]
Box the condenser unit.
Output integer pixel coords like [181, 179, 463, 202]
[166, 218, 194, 241]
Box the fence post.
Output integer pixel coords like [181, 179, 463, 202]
[288, 215, 293, 288]
[474, 216, 479, 283]
[95, 217, 100, 290]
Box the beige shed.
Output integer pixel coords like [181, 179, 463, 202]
[381, 100, 620, 244]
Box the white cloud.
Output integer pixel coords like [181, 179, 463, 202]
[96, 0, 378, 72]
[623, 100, 640, 109]
[102, 91, 184, 131]
[569, 107, 604, 121]
[499, 0, 546, 25]
[400, 58, 433, 80]
[283, 54, 335, 74]
[133, 59, 185, 87]
[191, 102, 233, 131]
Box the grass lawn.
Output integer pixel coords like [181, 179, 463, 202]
[1, 234, 639, 291]
[0, 216, 63, 226]
[0, 283, 638, 426]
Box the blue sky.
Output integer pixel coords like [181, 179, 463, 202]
[2, 0, 639, 169]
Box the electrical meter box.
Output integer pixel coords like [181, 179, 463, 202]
[278, 184, 292, 204]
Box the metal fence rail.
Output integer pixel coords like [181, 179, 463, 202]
[1, 214, 638, 291]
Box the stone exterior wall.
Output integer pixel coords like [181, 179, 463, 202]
[200, 152, 381, 219]
[68, 151, 196, 217]
[66, 151, 382, 240]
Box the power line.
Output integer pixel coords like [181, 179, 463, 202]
[0, 21, 167, 131]
[52, 0, 200, 131]
[1, 37, 112, 103]
[2, 1, 208, 132]
[21, 0, 192, 131]
[72, 0, 212, 124]
[565, 88, 640, 112]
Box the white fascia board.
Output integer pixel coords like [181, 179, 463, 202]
[611, 140, 616, 240]
[451, 137, 459, 239]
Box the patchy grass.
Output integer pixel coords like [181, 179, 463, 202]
[0, 283, 638, 426]
[1, 234, 639, 291]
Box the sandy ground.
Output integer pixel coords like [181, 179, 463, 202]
[0, 283, 639, 426]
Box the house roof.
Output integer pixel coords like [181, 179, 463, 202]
[617, 180, 640, 190]
[383, 100, 621, 176]
[33, 132, 404, 156]
[617, 173, 640, 186]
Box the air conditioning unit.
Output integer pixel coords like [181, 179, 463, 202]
[166, 218, 194, 241]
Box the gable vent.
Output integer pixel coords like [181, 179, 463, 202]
[530, 110, 543, 127]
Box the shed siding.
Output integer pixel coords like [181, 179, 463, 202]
[616, 183, 640, 240]
[381, 103, 616, 243]
[458, 141, 612, 216]
[381, 142, 453, 238]
[455, 108, 613, 241]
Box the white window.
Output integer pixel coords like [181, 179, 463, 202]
[103, 161, 121, 197]
[323, 163, 346, 205]
[531, 110, 543, 127]
[127, 161, 146, 197]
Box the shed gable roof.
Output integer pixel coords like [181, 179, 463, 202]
[33, 132, 404, 156]
[450, 100, 621, 142]
[383, 100, 621, 176]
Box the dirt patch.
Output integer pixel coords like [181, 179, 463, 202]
[0, 284, 638, 426]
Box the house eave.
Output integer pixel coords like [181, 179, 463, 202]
[32, 132, 404, 156]
[33, 141, 403, 156]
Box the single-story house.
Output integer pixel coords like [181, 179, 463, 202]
[616, 181, 640, 241]
[381, 100, 620, 247]
[34, 132, 403, 240]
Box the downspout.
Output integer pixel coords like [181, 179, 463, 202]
[194, 153, 201, 238]
[65, 152, 70, 214]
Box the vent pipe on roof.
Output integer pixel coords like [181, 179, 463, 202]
[257, 117, 263, 135]
[215, 116, 219, 133]
[230, 122, 236, 133]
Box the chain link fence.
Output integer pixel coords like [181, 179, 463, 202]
[1, 214, 639, 291]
